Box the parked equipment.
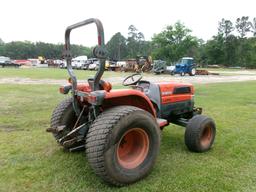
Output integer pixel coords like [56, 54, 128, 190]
[136, 55, 152, 72]
[153, 60, 166, 74]
[119, 56, 152, 73]
[105, 60, 120, 71]
[195, 69, 220, 75]
[47, 18, 216, 186]
[171, 57, 196, 76]
[196, 69, 210, 75]
[38, 56, 45, 64]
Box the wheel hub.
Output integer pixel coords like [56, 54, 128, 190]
[117, 128, 149, 169]
[200, 125, 213, 148]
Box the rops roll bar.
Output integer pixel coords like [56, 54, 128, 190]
[63, 18, 107, 91]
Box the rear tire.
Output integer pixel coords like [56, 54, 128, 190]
[185, 115, 216, 152]
[86, 106, 161, 186]
[189, 68, 196, 76]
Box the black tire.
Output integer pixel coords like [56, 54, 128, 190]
[50, 98, 79, 148]
[86, 106, 161, 186]
[185, 115, 216, 152]
[180, 72, 185, 76]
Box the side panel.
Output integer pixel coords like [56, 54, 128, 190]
[157, 82, 194, 119]
[161, 100, 194, 119]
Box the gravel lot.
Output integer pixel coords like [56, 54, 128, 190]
[1, 70, 256, 85]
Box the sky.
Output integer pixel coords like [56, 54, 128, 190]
[0, 0, 255, 47]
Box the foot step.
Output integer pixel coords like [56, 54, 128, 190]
[156, 118, 168, 127]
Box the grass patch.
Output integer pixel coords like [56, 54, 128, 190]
[0, 82, 256, 191]
[0, 68, 136, 80]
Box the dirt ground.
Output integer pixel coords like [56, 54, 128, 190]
[1, 70, 256, 85]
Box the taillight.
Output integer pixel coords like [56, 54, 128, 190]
[59, 85, 72, 94]
[102, 82, 112, 92]
[59, 86, 65, 94]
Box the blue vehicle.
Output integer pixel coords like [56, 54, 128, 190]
[171, 57, 196, 76]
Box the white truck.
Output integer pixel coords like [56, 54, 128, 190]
[71, 55, 88, 69]
[87, 58, 100, 70]
[0, 56, 19, 67]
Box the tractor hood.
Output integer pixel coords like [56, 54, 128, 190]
[175, 63, 185, 67]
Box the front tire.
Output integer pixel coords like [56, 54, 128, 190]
[50, 98, 81, 149]
[86, 106, 161, 186]
[185, 115, 216, 152]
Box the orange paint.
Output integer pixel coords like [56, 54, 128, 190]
[157, 82, 194, 104]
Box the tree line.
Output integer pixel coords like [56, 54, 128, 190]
[0, 41, 92, 60]
[0, 16, 256, 68]
[199, 16, 256, 68]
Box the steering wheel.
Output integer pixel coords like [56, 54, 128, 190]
[122, 73, 142, 86]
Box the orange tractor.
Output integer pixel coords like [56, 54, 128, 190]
[47, 18, 216, 186]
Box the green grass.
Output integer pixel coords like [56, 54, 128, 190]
[0, 82, 256, 192]
[0, 68, 135, 80]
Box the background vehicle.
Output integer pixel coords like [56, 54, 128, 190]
[59, 60, 67, 68]
[81, 60, 90, 70]
[153, 60, 166, 74]
[136, 55, 152, 72]
[0, 56, 19, 67]
[28, 58, 41, 66]
[117, 61, 127, 71]
[47, 18, 216, 186]
[171, 57, 196, 76]
[71, 55, 88, 69]
[166, 65, 175, 73]
[87, 58, 100, 70]
[106, 60, 119, 71]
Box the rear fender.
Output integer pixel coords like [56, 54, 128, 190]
[102, 89, 156, 117]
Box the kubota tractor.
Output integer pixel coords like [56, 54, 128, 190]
[47, 18, 216, 186]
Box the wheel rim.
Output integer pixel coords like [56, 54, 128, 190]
[191, 68, 196, 75]
[200, 124, 213, 148]
[117, 128, 149, 169]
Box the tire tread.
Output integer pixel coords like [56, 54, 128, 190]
[86, 106, 143, 186]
